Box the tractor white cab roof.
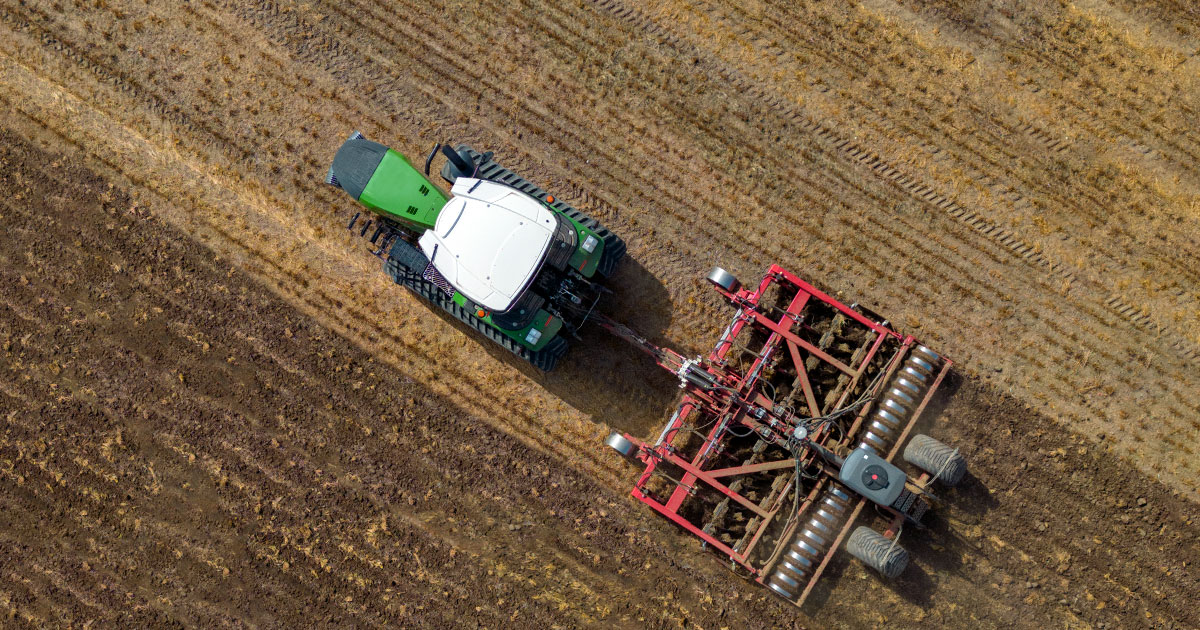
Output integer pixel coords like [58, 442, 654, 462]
[418, 178, 557, 312]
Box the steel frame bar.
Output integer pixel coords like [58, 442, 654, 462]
[738, 468, 803, 559]
[631, 484, 749, 565]
[785, 340, 823, 417]
[744, 307, 855, 375]
[707, 458, 797, 478]
[828, 329, 891, 413]
[663, 449, 771, 518]
[769, 265, 897, 337]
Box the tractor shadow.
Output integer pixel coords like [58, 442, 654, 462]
[426, 256, 680, 438]
[538, 256, 681, 438]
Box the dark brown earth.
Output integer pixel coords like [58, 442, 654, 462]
[1, 130, 1196, 629]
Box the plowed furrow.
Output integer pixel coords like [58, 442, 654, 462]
[619, 0, 1200, 350]
[898, 1, 1200, 171]
[731, 0, 1200, 299]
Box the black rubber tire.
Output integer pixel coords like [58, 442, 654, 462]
[903, 434, 967, 486]
[845, 526, 909, 579]
[383, 261, 569, 371]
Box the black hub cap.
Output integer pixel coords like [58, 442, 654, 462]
[862, 465, 889, 490]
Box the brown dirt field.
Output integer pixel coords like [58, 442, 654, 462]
[1, 0, 1198, 628]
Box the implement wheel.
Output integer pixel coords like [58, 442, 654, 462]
[706, 266, 740, 293]
[846, 526, 908, 579]
[903, 434, 967, 486]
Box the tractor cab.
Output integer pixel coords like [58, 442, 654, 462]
[327, 132, 626, 371]
[417, 178, 557, 312]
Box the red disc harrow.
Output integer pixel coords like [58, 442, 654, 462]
[601, 264, 956, 607]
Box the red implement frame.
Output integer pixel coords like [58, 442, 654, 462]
[601, 265, 952, 607]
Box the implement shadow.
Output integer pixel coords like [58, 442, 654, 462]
[806, 369, 986, 612]
[419, 255, 682, 438]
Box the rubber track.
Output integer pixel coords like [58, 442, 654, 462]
[383, 261, 569, 372]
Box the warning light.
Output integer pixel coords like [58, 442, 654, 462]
[546, 195, 555, 203]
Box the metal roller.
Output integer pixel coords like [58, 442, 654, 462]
[907, 355, 936, 375]
[874, 407, 905, 428]
[912, 345, 943, 366]
[792, 539, 822, 560]
[859, 430, 890, 453]
[799, 528, 829, 548]
[786, 549, 815, 569]
[885, 387, 917, 408]
[706, 266, 740, 293]
[807, 517, 834, 535]
[828, 485, 854, 505]
[769, 483, 855, 601]
[811, 508, 840, 527]
[604, 432, 637, 458]
[771, 571, 800, 590]
[778, 558, 811, 580]
[776, 560, 812, 585]
[880, 398, 910, 417]
[893, 376, 925, 396]
[868, 419, 898, 438]
[901, 366, 931, 384]
[767, 580, 796, 599]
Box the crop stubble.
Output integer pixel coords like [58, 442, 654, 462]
[0, 0, 1197, 628]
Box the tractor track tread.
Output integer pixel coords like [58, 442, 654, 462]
[583, 0, 1200, 367]
[383, 261, 569, 372]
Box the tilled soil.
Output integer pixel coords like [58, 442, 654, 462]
[1, 0, 1199, 627]
[1, 130, 1196, 629]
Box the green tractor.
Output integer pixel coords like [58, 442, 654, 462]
[326, 133, 625, 370]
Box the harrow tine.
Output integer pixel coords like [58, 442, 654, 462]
[347, 211, 361, 231]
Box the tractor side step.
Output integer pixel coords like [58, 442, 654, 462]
[349, 212, 404, 259]
[453, 145, 626, 278]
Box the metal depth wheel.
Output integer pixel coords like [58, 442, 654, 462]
[903, 434, 967, 486]
[604, 432, 637, 458]
[706, 266, 740, 293]
[845, 526, 909, 579]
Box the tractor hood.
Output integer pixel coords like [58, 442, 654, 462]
[418, 178, 556, 312]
